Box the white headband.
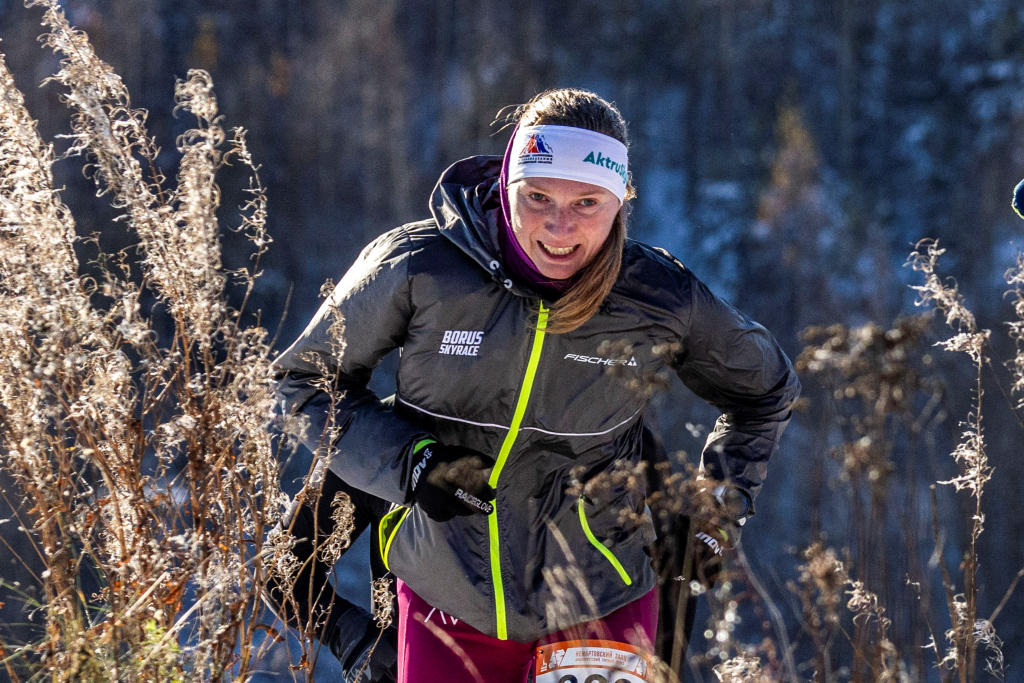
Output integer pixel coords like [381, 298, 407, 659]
[506, 124, 629, 203]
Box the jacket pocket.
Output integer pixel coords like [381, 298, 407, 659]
[577, 496, 633, 586]
[378, 505, 410, 571]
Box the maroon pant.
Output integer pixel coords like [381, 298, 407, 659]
[396, 580, 659, 683]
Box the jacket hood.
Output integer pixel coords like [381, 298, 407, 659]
[430, 155, 533, 295]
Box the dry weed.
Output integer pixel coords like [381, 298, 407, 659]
[0, 3, 301, 679]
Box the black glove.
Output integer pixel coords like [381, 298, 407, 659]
[409, 440, 496, 522]
[327, 604, 398, 683]
[687, 484, 748, 588]
[664, 516, 725, 589]
[668, 492, 748, 589]
[690, 518, 733, 589]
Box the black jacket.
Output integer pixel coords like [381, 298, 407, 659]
[273, 156, 800, 642]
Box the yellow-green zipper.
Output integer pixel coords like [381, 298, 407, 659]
[577, 497, 633, 586]
[378, 506, 410, 571]
[488, 303, 549, 640]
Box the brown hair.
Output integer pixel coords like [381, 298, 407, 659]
[509, 89, 635, 334]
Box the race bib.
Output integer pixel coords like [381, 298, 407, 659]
[535, 640, 652, 683]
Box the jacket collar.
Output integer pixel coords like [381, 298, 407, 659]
[429, 156, 536, 298]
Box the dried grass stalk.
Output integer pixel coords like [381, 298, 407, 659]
[0, 4, 289, 680]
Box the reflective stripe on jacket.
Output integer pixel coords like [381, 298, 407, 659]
[273, 155, 801, 642]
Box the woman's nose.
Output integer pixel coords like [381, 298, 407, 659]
[545, 206, 576, 235]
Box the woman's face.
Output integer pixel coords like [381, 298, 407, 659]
[507, 177, 620, 281]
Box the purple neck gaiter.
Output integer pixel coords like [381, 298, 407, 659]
[498, 124, 576, 299]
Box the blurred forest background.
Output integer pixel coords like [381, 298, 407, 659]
[3, 0, 1024, 680]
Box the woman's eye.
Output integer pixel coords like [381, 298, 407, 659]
[528, 193, 547, 202]
[579, 198, 597, 207]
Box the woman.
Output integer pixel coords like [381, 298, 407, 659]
[274, 89, 800, 681]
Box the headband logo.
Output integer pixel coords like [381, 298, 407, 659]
[519, 134, 553, 164]
[583, 150, 628, 185]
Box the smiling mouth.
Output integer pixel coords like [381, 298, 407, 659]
[538, 242, 580, 257]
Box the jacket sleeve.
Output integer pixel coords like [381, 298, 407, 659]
[272, 229, 433, 505]
[672, 274, 801, 506]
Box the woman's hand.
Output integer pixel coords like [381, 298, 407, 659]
[663, 515, 735, 589]
[689, 519, 732, 588]
[410, 441, 496, 522]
